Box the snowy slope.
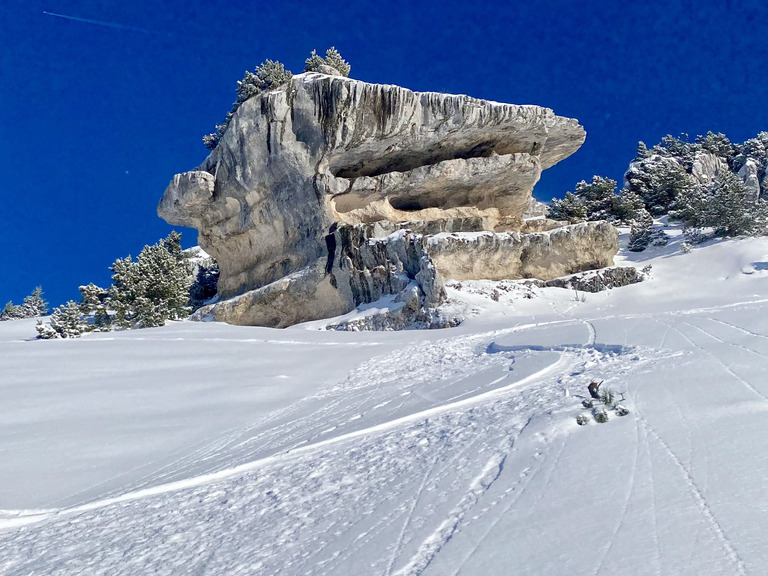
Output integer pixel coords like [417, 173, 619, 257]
[2, 230, 768, 575]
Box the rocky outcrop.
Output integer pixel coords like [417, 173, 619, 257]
[191, 220, 618, 327]
[542, 266, 645, 292]
[738, 158, 762, 202]
[160, 73, 614, 328]
[425, 222, 618, 282]
[691, 150, 729, 186]
[160, 74, 585, 299]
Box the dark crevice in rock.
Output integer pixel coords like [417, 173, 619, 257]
[325, 223, 338, 274]
[331, 141, 506, 179]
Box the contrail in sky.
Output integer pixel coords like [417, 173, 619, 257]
[42, 11, 153, 34]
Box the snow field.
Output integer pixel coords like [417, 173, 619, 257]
[2, 231, 768, 574]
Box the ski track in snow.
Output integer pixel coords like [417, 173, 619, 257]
[0, 320, 676, 575]
[641, 420, 747, 576]
[659, 318, 768, 403]
[592, 412, 641, 576]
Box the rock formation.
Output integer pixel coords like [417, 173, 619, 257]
[160, 73, 617, 327]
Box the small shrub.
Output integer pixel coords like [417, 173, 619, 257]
[304, 47, 351, 77]
[304, 49, 325, 73]
[684, 228, 715, 245]
[650, 230, 669, 246]
[600, 387, 615, 407]
[254, 60, 293, 90]
[593, 407, 609, 423]
[681, 242, 692, 254]
[576, 414, 590, 426]
[614, 405, 630, 416]
[582, 398, 594, 409]
[202, 133, 219, 151]
[323, 47, 351, 76]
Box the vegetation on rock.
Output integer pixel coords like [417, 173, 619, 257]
[205, 48, 351, 151]
[551, 131, 768, 249]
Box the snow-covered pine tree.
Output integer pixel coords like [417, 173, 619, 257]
[573, 176, 618, 221]
[0, 301, 21, 321]
[548, 191, 587, 222]
[324, 47, 351, 77]
[37, 301, 86, 339]
[627, 209, 654, 252]
[634, 141, 650, 160]
[304, 49, 325, 73]
[108, 233, 192, 329]
[706, 172, 758, 237]
[254, 60, 292, 90]
[696, 131, 736, 165]
[1, 287, 48, 320]
[235, 70, 262, 104]
[672, 171, 763, 237]
[20, 286, 48, 317]
[611, 188, 646, 224]
[624, 154, 694, 215]
[189, 257, 219, 310]
[78, 283, 111, 331]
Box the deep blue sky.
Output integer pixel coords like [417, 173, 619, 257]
[3, 0, 768, 307]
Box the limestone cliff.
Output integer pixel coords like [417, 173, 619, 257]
[159, 73, 616, 328]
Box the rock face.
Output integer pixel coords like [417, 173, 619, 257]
[425, 222, 618, 282]
[160, 73, 615, 327]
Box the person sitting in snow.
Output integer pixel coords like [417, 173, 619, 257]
[588, 380, 603, 399]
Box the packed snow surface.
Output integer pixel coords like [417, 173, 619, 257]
[2, 232, 768, 575]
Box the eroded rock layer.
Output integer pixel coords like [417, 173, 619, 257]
[192, 221, 618, 327]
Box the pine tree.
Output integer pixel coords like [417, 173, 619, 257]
[696, 131, 736, 164]
[79, 283, 111, 331]
[20, 286, 48, 317]
[0, 301, 21, 321]
[573, 176, 618, 220]
[627, 209, 654, 252]
[611, 188, 645, 223]
[235, 70, 262, 104]
[108, 233, 193, 329]
[304, 49, 325, 73]
[625, 155, 694, 215]
[672, 172, 758, 237]
[254, 60, 293, 90]
[324, 47, 351, 77]
[189, 257, 220, 310]
[37, 301, 86, 339]
[635, 141, 650, 160]
[548, 191, 587, 222]
[707, 172, 755, 236]
[304, 47, 351, 76]
[1, 287, 48, 320]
